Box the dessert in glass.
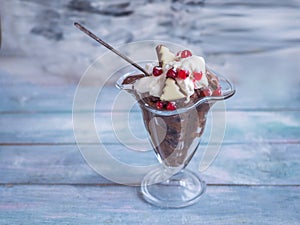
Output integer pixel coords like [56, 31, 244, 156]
[117, 45, 235, 208]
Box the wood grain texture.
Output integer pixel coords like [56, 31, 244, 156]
[0, 144, 299, 185]
[1, 67, 300, 113]
[1, 84, 300, 113]
[0, 185, 299, 225]
[0, 111, 299, 144]
[1, 60, 300, 224]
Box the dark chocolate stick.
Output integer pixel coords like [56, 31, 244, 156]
[74, 22, 150, 76]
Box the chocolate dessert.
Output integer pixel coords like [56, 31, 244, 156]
[121, 45, 222, 167]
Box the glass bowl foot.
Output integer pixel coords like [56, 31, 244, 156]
[140, 168, 206, 208]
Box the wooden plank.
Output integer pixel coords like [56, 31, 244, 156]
[0, 111, 299, 144]
[1, 83, 300, 113]
[1, 144, 299, 185]
[0, 185, 299, 224]
[1, 67, 300, 112]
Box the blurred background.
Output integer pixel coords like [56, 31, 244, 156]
[1, 0, 299, 90]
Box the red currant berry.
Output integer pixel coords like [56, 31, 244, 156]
[152, 66, 163, 76]
[178, 69, 189, 79]
[166, 68, 178, 79]
[212, 86, 222, 96]
[200, 88, 212, 97]
[156, 101, 164, 109]
[181, 50, 192, 58]
[166, 102, 176, 111]
[193, 71, 203, 80]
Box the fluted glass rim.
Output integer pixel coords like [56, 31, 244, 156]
[116, 65, 235, 116]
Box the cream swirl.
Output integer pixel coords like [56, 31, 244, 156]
[134, 46, 208, 102]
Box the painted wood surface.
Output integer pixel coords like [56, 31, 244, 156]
[0, 111, 299, 144]
[1, 61, 300, 113]
[1, 83, 300, 113]
[1, 144, 300, 185]
[0, 185, 299, 225]
[1, 53, 300, 224]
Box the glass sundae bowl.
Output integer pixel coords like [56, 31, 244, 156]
[73, 24, 235, 208]
[117, 66, 235, 208]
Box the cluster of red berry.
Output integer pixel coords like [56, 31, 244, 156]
[152, 49, 193, 80]
[155, 101, 176, 111]
[152, 50, 206, 87]
[151, 49, 222, 110]
[199, 87, 221, 97]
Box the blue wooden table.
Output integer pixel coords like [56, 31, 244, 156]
[1, 47, 300, 224]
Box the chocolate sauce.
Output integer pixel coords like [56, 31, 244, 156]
[122, 70, 220, 167]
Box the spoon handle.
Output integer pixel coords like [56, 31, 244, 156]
[0, 17, 2, 49]
[74, 22, 150, 76]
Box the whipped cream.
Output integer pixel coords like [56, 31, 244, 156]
[134, 46, 208, 102]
